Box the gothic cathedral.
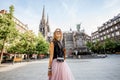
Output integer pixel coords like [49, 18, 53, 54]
[39, 6, 50, 41]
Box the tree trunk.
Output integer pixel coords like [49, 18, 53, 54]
[0, 39, 6, 64]
[27, 54, 30, 62]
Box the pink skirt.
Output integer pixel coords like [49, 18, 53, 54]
[49, 59, 75, 80]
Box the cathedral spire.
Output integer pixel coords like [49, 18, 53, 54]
[46, 14, 50, 32]
[46, 14, 49, 24]
[39, 6, 50, 41]
[42, 5, 45, 20]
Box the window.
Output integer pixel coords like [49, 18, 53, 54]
[114, 21, 116, 24]
[115, 26, 118, 29]
[107, 30, 109, 33]
[118, 24, 120, 28]
[97, 39, 99, 41]
[106, 25, 108, 28]
[104, 36, 106, 39]
[116, 19, 119, 23]
[119, 18, 120, 21]
[116, 31, 119, 35]
[104, 31, 106, 35]
[108, 23, 110, 26]
[97, 35, 99, 38]
[108, 35, 110, 38]
[66, 34, 73, 41]
[112, 33, 114, 37]
[103, 27, 104, 30]
[110, 23, 112, 26]
[101, 37, 103, 40]
[111, 28, 113, 31]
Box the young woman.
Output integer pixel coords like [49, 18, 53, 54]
[48, 28, 75, 80]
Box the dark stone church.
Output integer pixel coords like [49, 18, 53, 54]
[39, 6, 50, 41]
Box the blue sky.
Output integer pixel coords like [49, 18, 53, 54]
[0, 0, 120, 36]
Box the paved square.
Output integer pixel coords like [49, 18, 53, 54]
[0, 54, 120, 80]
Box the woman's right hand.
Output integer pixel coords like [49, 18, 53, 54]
[48, 71, 52, 77]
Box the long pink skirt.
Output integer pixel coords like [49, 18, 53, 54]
[49, 59, 75, 80]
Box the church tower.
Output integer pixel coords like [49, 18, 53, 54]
[39, 6, 50, 40]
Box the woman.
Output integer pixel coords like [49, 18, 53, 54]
[48, 28, 75, 80]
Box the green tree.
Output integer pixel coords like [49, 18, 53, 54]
[86, 41, 93, 51]
[8, 31, 37, 61]
[92, 40, 100, 53]
[22, 31, 37, 54]
[36, 32, 49, 55]
[0, 5, 18, 63]
[105, 38, 115, 53]
[115, 40, 120, 52]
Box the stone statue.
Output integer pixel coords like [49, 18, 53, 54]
[77, 23, 81, 32]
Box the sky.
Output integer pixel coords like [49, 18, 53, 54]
[0, 0, 120, 36]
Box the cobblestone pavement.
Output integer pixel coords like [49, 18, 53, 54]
[0, 54, 120, 80]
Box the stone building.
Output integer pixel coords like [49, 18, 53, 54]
[73, 31, 89, 52]
[13, 16, 28, 33]
[0, 9, 29, 60]
[63, 31, 74, 56]
[63, 28, 91, 56]
[39, 6, 50, 41]
[92, 13, 120, 42]
[0, 10, 28, 33]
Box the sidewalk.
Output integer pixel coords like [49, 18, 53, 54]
[0, 59, 48, 72]
[0, 62, 29, 72]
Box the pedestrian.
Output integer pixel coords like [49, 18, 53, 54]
[48, 28, 75, 80]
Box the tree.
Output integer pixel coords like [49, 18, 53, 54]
[104, 38, 115, 53]
[0, 5, 18, 63]
[7, 30, 38, 61]
[36, 32, 49, 55]
[86, 41, 93, 50]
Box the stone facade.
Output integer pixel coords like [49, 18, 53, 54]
[92, 13, 120, 42]
[63, 30, 91, 56]
[0, 10, 28, 33]
[13, 16, 28, 33]
[63, 32, 74, 56]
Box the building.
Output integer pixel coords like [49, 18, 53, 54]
[0, 9, 29, 61]
[63, 31, 74, 55]
[0, 9, 28, 33]
[39, 6, 50, 41]
[91, 31, 99, 43]
[0, 9, 7, 14]
[92, 13, 120, 42]
[13, 16, 28, 33]
[63, 28, 91, 56]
